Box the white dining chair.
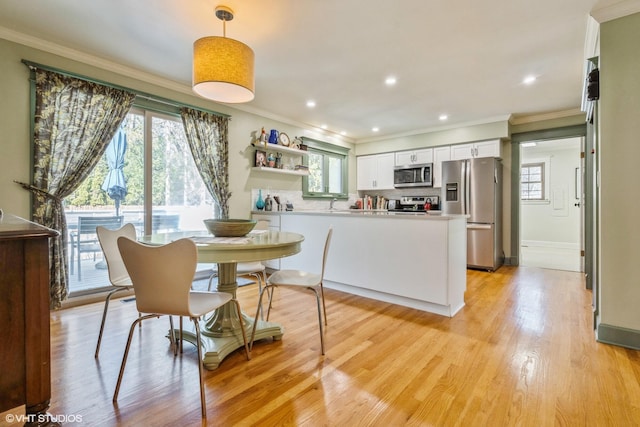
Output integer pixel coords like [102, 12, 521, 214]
[250, 227, 333, 355]
[114, 237, 250, 419]
[95, 223, 138, 358]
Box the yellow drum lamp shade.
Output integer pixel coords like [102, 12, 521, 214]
[192, 36, 255, 103]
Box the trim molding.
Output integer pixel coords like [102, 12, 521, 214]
[597, 323, 640, 350]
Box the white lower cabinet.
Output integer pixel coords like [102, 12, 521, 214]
[277, 212, 467, 317]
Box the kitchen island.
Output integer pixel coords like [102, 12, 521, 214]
[252, 210, 467, 317]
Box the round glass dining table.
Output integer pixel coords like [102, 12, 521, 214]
[141, 229, 304, 369]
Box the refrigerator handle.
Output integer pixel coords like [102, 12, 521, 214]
[464, 160, 471, 215]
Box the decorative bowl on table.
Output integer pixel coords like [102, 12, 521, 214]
[203, 219, 257, 237]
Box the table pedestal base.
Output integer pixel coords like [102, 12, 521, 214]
[172, 317, 283, 370]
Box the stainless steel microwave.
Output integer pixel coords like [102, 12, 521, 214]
[394, 163, 433, 188]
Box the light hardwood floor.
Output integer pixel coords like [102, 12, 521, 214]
[3, 266, 639, 426]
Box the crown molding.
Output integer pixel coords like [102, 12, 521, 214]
[591, 0, 640, 23]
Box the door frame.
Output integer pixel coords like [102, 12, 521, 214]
[510, 124, 588, 275]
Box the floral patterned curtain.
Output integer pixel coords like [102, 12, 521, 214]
[16, 68, 135, 308]
[180, 107, 231, 219]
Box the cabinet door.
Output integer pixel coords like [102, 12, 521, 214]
[395, 149, 432, 165]
[414, 148, 433, 164]
[475, 139, 501, 158]
[433, 146, 451, 188]
[395, 151, 415, 166]
[450, 143, 474, 160]
[375, 153, 395, 189]
[357, 155, 378, 190]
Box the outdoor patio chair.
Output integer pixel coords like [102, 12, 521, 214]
[70, 216, 123, 281]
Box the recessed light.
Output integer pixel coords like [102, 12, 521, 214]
[523, 75, 536, 85]
[521, 142, 537, 147]
[439, 114, 448, 121]
[385, 76, 397, 86]
[372, 127, 380, 132]
[306, 100, 316, 108]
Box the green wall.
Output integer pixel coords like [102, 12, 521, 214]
[598, 12, 640, 345]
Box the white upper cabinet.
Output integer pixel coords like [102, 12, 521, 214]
[395, 148, 433, 166]
[432, 146, 451, 188]
[450, 139, 502, 160]
[357, 153, 395, 190]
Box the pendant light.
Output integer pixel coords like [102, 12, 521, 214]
[192, 5, 255, 103]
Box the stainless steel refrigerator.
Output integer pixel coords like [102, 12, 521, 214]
[441, 157, 503, 271]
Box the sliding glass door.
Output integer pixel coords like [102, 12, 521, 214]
[65, 108, 215, 295]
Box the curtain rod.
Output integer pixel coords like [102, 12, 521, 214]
[21, 59, 231, 119]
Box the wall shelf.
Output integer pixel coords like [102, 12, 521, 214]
[251, 166, 309, 176]
[251, 142, 309, 157]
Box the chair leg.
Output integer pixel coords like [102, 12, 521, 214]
[78, 249, 82, 281]
[169, 316, 177, 356]
[179, 316, 184, 354]
[207, 271, 218, 292]
[193, 318, 207, 419]
[113, 314, 158, 403]
[320, 282, 328, 326]
[250, 272, 265, 321]
[265, 283, 277, 321]
[310, 287, 325, 355]
[232, 299, 251, 360]
[250, 286, 269, 352]
[95, 286, 129, 358]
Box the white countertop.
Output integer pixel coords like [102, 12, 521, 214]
[251, 209, 467, 221]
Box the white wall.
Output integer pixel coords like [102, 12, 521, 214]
[520, 138, 581, 245]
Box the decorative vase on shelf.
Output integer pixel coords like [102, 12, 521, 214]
[256, 190, 265, 210]
[265, 194, 273, 211]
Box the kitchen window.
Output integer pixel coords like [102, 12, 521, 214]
[521, 162, 545, 200]
[301, 138, 349, 199]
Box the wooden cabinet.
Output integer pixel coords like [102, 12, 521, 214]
[450, 139, 502, 160]
[0, 215, 58, 421]
[357, 153, 394, 190]
[433, 146, 451, 188]
[395, 148, 433, 166]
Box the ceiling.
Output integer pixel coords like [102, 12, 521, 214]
[0, 1, 633, 142]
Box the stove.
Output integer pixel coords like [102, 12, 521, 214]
[388, 195, 440, 212]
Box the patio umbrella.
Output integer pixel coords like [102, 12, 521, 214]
[101, 129, 127, 216]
